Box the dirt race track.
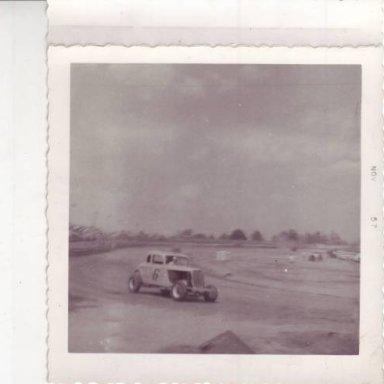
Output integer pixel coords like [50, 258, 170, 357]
[69, 245, 359, 354]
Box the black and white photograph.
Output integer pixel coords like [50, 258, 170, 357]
[67, 62, 361, 355]
[3, 0, 383, 382]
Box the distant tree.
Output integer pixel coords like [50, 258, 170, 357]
[328, 231, 344, 245]
[69, 232, 82, 242]
[304, 232, 314, 244]
[304, 231, 342, 244]
[286, 229, 299, 242]
[136, 231, 149, 240]
[316, 231, 326, 243]
[179, 229, 194, 238]
[304, 231, 326, 244]
[219, 233, 229, 240]
[149, 233, 163, 240]
[115, 231, 133, 240]
[272, 229, 299, 244]
[251, 230, 264, 242]
[193, 233, 207, 240]
[229, 229, 247, 241]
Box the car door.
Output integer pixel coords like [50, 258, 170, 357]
[139, 254, 156, 284]
[150, 254, 167, 286]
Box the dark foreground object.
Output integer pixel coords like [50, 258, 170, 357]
[158, 331, 254, 354]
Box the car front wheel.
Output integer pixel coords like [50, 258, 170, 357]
[128, 272, 142, 293]
[171, 281, 187, 301]
[203, 285, 218, 302]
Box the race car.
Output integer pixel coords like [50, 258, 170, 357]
[128, 250, 218, 302]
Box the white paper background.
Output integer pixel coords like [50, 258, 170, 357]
[1, 1, 383, 384]
[48, 0, 383, 47]
[0, 2, 47, 384]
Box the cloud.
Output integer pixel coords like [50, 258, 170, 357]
[70, 63, 361, 241]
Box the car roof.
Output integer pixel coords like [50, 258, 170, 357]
[147, 250, 190, 258]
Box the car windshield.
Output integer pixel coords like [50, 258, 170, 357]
[166, 255, 189, 266]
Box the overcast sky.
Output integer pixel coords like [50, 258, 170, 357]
[70, 64, 361, 241]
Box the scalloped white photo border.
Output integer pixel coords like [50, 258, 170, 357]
[47, 46, 383, 384]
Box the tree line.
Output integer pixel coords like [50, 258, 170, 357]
[70, 224, 347, 245]
[176, 228, 346, 244]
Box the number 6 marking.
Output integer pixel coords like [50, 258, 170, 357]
[153, 269, 160, 280]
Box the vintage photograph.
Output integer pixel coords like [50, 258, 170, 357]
[68, 62, 361, 354]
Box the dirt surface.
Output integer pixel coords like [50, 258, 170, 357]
[68, 245, 359, 354]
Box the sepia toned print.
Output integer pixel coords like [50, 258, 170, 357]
[68, 63, 360, 354]
[48, 46, 383, 384]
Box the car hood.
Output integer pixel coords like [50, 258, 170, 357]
[165, 265, 201, 272]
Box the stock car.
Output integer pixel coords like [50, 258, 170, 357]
[128, 250, 218, 302]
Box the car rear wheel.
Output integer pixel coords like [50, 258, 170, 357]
[203, 285, 218, 302]
[171, 281, 187, 301]
[128, 272, 142, 293]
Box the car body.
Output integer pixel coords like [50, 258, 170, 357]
[128, 250, 218, 302]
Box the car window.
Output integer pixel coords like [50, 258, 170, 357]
[166, 256, 174, 264]
[146, 254, 151, 263]
[153, 254, 164, 264]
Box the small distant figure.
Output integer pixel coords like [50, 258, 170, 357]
[308, 253, 323, 262]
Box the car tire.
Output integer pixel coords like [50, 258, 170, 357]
[171, 281, 187, 301]
[128, 272, 142, 293]
[203, 285, 218, 302]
